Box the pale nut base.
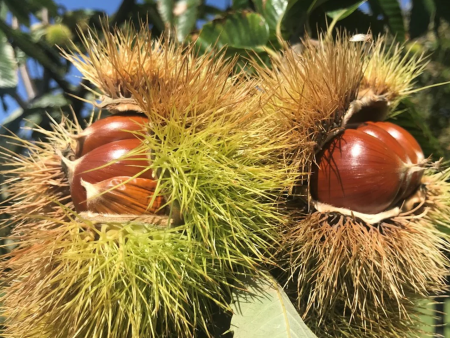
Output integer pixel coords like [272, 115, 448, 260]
[312, 185, 427, 225]
[312, 200, 401, 225]
[78, 211, 172, 228]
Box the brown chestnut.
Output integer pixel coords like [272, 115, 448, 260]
[374, 121, 424, 199]
[81, 177, 164, 215]
[375, 122, 424, 164]
[310, 122, 424, 214]
[66, 138, 154, 212]
[74, 115, 149, 158]
[355, 122, 410, 207]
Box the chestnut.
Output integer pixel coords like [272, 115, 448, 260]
[81, 176, 164, 215]
[310, 122, 424, 214]
[373, 121, 424, 199]
[65, 138, 154, 212]
[74, 114, 149, 158]
[355, 122, 411, 207]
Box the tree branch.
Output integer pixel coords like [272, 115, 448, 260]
[11, 17, 36, 100]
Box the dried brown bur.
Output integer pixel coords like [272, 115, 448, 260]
[61, 23, 188, 114]
[0, 117, 76, 232]
[285, 173, 450, 337]
[255, 32, 450, 338]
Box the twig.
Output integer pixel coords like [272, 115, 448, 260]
[11, 17, 36, 100]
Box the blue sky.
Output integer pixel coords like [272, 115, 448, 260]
[0, 0, 411, 122]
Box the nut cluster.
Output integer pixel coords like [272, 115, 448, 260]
[62, 114, 164, 215]
[311, 121, 425, 214]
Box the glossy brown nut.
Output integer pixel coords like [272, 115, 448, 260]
[356, 122, 411, 163]
[375, 122, 424, 199]
[71, 138, 154, 212]
[311, 129, 406, 214]
[375, 122, 424, 164]
[75, 114, 149, 158]
[356, 122, 411, 206]
[82, 176, 165, 215]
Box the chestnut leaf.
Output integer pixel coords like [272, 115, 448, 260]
[230, 274, 317, 338]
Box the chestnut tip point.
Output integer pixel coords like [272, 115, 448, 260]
[80, 178, 100, 201]
[312, 200, 401, 225]
[58, 151, 79, 184]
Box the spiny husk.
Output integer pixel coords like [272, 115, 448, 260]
[62, 23, 190, 112]
[128, 105, 296, 268]
[0, 115, 79, 232]
[341, 37, 427, 124]
[303, 300, 426, 338]
[282, 169, 450, 337]
[362, 36, 427, 104]
[254, 33, 365, 177]
[116, 32, 255, 125]
[254, 32, 449, 337]
[1, 213, 243, 338]
[64, 21, 299, 263]
[1, 26, 300, 338]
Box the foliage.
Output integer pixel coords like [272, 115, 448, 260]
[230, 274, 317, 338]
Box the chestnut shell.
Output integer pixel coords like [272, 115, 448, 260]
[75, 114, 149, 158]
[83, 176, 164, 215]
[310, 122, 424, 214]
[71, 138, 154, 212]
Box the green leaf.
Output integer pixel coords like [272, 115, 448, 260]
[317, 5, 385, 35]
[30, 22, 47, 42]
[233, 0, 250, 10]
[230, 274, 317, 338]
[368, 0, 383, 15]
[281, 0, 329, 40]
[30, 92, 69, 109]
[14, 47, 26, 65]
[327, 1, 366, 21]
[435, 0, 450, 23]
[131, 4, 165, 34]
[0, 18, 64, 77]
[61, 9, 104, 34]
[2, 93, 68, 129]
[156, 0, 174, 25]
[200, 5, 224, 16]
[0, 3, 17, 94]
[377, 0, 406, 41]
[0, 35, 17, 95]
[197, 12, 269, 51]
[409, 0, 435, 38]
[323, 0, 368, 11]
[253, 0, 288, 31]
[0, 92, 68, 156]
[174, 0, 200, 41]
